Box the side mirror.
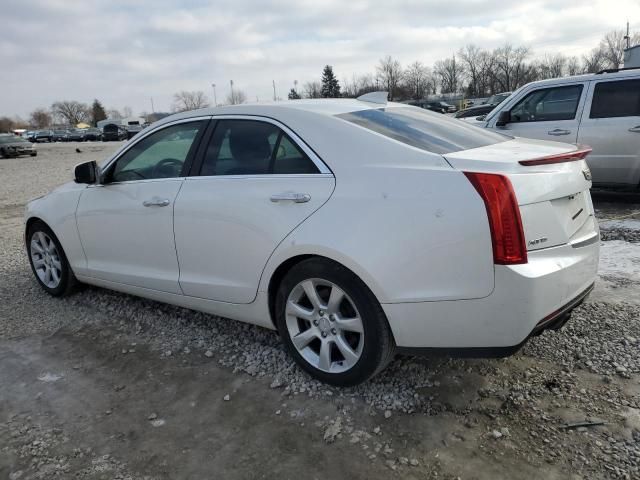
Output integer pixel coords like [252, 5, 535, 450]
[496, 110, 511, 127]
[74, 161, 100, 184]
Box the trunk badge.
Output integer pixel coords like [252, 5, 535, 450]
[528, 237, 548, 247]
[582, 167, 592, 181]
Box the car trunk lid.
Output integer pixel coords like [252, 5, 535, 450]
[444, 137, 597, 251]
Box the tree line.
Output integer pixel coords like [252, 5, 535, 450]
[299, 29, 639, 101]
[1, 28, 637, 132]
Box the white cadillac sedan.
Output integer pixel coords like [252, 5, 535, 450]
[25, 92, 599, 386]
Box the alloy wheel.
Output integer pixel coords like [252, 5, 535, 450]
[285, 278, 365, 373]
[30, 231, 63, 289]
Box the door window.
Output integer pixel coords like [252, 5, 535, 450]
[509, 85, 583, 123]
[108, 121, 203, 182]
[201, 120, 319, 176]
[590, 79, 640, 118]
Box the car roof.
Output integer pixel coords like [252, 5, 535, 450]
[523, 68, 640, 88]
[152, 98, 408, 128]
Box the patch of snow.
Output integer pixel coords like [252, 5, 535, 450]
[599, 240, 640, 280]
[600, 218, 640, 231]
[37, 372, 64, 383]
[150, 419, 166, 427]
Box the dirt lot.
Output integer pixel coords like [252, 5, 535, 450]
[1, 142, 639, 480]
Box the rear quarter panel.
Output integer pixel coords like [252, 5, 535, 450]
[259, 117, 495, 303]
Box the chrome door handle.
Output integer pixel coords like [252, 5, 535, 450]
[143, 197, 170, 207]
[270, 193, 311, 203]
[629, 126, 640, 133]
[548, 129, 571, 136]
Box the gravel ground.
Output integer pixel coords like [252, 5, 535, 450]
[1, 142, 639, 479]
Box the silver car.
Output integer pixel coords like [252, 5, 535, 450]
[0, 134, 37, 158]
[480, 68, 640, 187]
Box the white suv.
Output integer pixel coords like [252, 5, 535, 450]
[480, 68, 640, 187]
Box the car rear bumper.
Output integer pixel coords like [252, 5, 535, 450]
[382, 238, 599, 350]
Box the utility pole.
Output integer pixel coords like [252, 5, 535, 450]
[624, 21, 631, 49]
[294, 80, 298, 95]
[211, 83, 217, 106]
[272, 80, 277, 101]
[150, 97, 155, 113]
[230, 80, 234, 104]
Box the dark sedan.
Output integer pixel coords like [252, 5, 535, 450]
[34, 130, 53, 142]
[102, 124, 128, 141]
[52, 129, 70, 142]
[0, 134, 37, 158]
[67, 129, 86, 142]
[83, 128, 102, 141]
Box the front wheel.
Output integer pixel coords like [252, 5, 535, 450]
[27, 221, 77, 296]
[275, 258, 395, 386]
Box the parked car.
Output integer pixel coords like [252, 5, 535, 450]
[455, 92, 512, 121]
[52, 129, 70, 142]
[479, 68, 640, 187]
[126, 124, 143, 139]
[423, 101, 456, 114]
[67, 129, 86, 142]
[83, 128, 102, 141]
[24, 131, 36, 142]
[34, 130, 53, 142]
[0, 134, 37, 158]
[25, 94, 598, 385]
[102, 124, 128, 141]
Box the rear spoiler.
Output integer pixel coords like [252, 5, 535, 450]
[518, 146, 592, 166]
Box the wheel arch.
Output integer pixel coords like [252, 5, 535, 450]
[266, 253, 391, 337]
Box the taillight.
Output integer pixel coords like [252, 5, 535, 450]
[464, 172, 527, 265]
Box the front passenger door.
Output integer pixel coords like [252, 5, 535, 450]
[497, 84, 586, 143]
[76, 119, 207, 293]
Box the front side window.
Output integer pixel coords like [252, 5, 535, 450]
[509, 85, 583, 123]
[108, 121, 203, 182]
[337, 107, 509, 154]
[590, 79, 640, 118]
[201, 120, 319, 176]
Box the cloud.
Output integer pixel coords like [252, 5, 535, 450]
[1, 0, 639, 117]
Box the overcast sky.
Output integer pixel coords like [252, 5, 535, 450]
[2, 0, 638, 118]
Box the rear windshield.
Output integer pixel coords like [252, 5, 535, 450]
[337, 107, 509, 154]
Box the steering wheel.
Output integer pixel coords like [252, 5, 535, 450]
[152, 158, 183, 178]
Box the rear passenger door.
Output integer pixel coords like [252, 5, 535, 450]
[577, 78, 640, 186]
[173, 116, 335, 303]
[496, 83, 587, 143]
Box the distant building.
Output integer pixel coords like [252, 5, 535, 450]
[624, 45, 640, 68]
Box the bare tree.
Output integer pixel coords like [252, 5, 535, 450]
[0, 117, 14, 133]
[492, 45, 530, 91]
[583, 46, 607, 73]
[226, 89, 247, 105]
[29, 108, 52, 128]
[403, 61, 431, 100]
[303, 81, 322, 99]
[341, 74, 377, 98]
[600, 30, 640, 69]
[51, 101, 90, 126]
[172, 91, 210, 112]
[376, 55, 403, 100]
[434, 55, 464, 94]
[536, 54, 567, 79]
[458, 45, 486, 96]
[107, 109, 122, 120]
[566, 56, 582, 76]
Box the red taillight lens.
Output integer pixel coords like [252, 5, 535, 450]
[464, 172, 527, 265]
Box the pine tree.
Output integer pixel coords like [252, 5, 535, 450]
[91, 99, 107, 126]
[288, 88, 301, 100]
[320, 65, 341, 98]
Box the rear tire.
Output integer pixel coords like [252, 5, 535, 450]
[275, 258, 395, 386]
[27, 221, 77, 296]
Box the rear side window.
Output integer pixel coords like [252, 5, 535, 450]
[509, 85, 583, 122]
[336, 107, 509, 154]
[590, 79, 640, 118]
[201, 120, 320, 176]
